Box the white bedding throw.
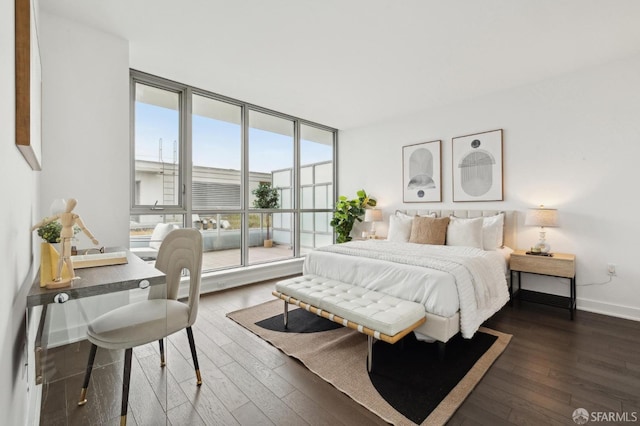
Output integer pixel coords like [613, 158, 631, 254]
[311, 240, 509, 338]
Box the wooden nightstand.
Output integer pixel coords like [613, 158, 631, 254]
[510, 250, 576, 319]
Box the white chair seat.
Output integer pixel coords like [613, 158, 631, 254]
[87, 299, 190, 350]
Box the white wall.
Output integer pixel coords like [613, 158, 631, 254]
[39, 13, 132, 346]
[0, 0, 41, 423]
[40, 13, 130, 245]
[339, 53, 640, 320]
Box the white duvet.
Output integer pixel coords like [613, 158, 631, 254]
[303, 240, 510, 338]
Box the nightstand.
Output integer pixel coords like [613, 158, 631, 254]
[510, 250, 576, 319]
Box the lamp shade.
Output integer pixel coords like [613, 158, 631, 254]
[364, 209, 383, 222]
[525, 207, 558, 227]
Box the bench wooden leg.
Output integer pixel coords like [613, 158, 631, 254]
[367, 335, 374, 373]
[283, 300, 289, 329]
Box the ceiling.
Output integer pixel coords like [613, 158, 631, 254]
[41, 0, 640, 130]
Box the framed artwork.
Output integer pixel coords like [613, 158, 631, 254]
[452, 129, 503, 202]
[15, 0, 42, 171]
[403, 140, 442, 202]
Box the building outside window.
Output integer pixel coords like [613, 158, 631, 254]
[129, 71, 336, 273]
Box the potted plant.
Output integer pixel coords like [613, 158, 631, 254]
[252, 182, 279, 247]
[330, 189, 377, 243]
[34, 221, 81, 286]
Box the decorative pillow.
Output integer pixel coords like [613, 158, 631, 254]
[446, 216, 484, 249]
[409, 216, 450, 245]
[482, 213, 504, 250]
[387, 214, 414, 242]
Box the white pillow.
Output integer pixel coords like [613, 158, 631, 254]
[395, 210, 435, 219]
[446, 216, 484, 249]
[387, 214, 414, 242]
[395, 210, 413, 219]
[482, 213, 504, 250]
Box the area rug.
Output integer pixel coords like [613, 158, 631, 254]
[227, 300, 511, 426]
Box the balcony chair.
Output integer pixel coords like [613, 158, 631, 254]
[130, 222, 179, 260]
[77, 228, 203, 425]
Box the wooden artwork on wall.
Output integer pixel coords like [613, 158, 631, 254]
[15, 0, 42, 171]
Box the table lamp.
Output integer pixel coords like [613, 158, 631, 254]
[363, 209, 383, 238]
[524, 205, 558, 253]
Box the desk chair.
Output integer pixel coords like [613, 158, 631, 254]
[77, 228, 203, 425]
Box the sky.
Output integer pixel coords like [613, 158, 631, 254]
[135, 102, 333, 173]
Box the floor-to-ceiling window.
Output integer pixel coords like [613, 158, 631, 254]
[130, 71, 337, 273]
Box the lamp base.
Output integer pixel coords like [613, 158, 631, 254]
[534, 239, 550, 254]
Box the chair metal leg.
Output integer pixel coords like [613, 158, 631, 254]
[158, 339, 166, 367]
[120, 348, 133, 426]
[186, 327, 202, 385]
[78, 343, 98, 406]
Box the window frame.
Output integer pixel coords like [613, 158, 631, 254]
[130, 69, 338, 271]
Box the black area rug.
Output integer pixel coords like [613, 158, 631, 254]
[228, 300, 511, 425]
[256, 307, 343, 333]
[255, 308, 498, 424]
[368, 331, 497, 424]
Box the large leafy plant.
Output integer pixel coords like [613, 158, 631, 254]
[330, 189, 377, 243]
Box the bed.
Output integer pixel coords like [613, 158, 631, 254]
[302, 210, 515, 343]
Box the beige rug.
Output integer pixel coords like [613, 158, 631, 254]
[227, 300, 511, 426]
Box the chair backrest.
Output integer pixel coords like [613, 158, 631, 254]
[153, 228, 203, 326]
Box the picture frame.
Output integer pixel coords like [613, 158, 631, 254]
[15, 0, 42, 171]
[402, 140, 442, 202]
[452, 129, 503, 202]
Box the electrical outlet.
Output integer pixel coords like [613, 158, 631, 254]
[607, 264, 616, 276]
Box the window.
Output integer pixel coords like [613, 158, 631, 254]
[132, 82, 182, 209]
[130, 71, 337, 273]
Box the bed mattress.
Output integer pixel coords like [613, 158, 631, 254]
[303, 240, 510, 338]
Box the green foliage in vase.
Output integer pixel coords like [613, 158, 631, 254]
[330, 189, 377, 243]
[36, 221, 81, 243]
[37, 221, 63, 243]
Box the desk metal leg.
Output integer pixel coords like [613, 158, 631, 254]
[34, 304, 49, 386]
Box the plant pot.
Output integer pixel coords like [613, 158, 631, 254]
[40, 242, 73, 288]
[263, 239, 273, 248]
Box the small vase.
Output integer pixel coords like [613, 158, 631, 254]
[40, 242, 58, 287]
[40, 242, 71, 287]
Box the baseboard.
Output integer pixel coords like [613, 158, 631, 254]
[196, 258, 304, 296]
[578, 297, 640, 322]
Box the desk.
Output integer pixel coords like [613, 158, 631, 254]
[27, 248, 165, 385]
[27, 248, 165, 308]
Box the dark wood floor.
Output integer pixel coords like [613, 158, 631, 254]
[40, 280, 640, 425]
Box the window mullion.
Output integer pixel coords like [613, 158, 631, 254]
[184, 87, 193, 227]
[293, 119, 301, 257]
[241, 105, 249, 267]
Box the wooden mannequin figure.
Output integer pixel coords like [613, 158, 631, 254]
[32, 198, 99, 288]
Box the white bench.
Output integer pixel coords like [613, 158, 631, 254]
[273, 274, 426, 372]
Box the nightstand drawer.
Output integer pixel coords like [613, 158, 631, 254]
[510, 252, 575, 278]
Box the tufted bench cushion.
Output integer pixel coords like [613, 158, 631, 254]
[274, 274, 426, 339]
